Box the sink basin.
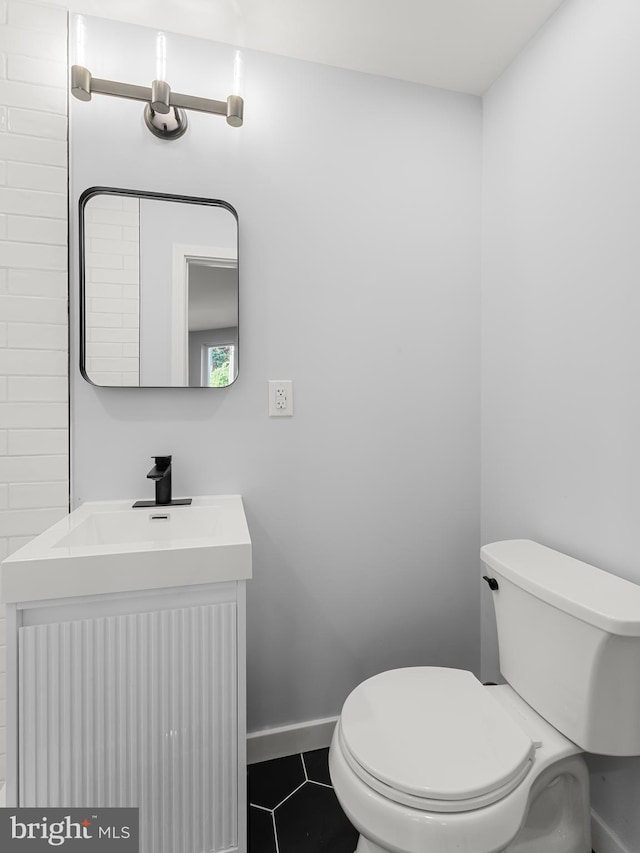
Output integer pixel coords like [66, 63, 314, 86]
[57, 505, 224, 548]
[0, 495, 251, 603]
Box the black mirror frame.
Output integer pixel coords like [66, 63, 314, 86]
[78, 186, 239, 388]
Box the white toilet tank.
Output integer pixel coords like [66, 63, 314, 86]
[481, 539, 640, 756]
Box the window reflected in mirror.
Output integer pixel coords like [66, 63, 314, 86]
[203, 344, 236, 387]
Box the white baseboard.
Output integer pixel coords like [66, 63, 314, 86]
[591, 810, 632, 853]
[247, 716, 338, 765]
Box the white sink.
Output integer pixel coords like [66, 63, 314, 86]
[0, 495, 251, 603]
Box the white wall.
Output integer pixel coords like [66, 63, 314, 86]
[0, 0, 69, 788]
[69, 17, 482, 733]
[482, 0, 640, 848]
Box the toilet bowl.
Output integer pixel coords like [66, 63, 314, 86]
[329, 668, 590, 853]
[330, 540, 640, 853]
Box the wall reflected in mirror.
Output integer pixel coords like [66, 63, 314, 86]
[80, 189, 238, 387]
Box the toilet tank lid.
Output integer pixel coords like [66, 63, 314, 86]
[481, 540, 640, 637]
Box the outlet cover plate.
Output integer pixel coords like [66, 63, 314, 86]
[268, 380, 293, 417]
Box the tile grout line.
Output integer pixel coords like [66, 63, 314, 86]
[273, 778, 307, 811]
[270, 753, 308, 811]
[249, 802, 272, 813]
[302, 750, 334, 790]
[271, 810, 280, 853]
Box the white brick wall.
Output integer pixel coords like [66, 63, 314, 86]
[0, 0, 69, 787]
[84, 195, 140, 385]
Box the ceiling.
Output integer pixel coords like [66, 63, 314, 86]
[188, 263, 237, 331]
[63, 0, 567, 95]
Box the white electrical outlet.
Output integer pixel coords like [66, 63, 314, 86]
[268, 380, 293, 417]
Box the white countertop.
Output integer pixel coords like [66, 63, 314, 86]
[0, 495, 252, 604]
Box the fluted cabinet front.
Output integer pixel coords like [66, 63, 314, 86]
[18, 602, 238, 853]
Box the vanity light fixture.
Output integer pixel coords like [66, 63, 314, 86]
[70, 62, 244, 141]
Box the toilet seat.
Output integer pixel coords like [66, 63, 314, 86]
[339, 667, 536, 813]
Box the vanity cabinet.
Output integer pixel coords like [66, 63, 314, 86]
[5, 580, 247, 853]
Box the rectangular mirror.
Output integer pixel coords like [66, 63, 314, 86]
[80, 188, 239, 387]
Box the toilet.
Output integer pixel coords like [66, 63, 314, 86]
[329, 539, 640, 853]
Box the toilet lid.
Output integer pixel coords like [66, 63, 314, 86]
[340, 667, 534, 809]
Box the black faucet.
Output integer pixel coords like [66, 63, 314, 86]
[132, 455, 192, 508]
[147, 455, 172, 505]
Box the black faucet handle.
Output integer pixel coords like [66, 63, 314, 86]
[133, 453, 191, 508]
[152, 455, 172, 469]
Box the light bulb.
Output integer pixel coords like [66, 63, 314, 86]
[232, 50, 243, 97]
[156, 31, 167, 82]
[75, 15, 86, 67]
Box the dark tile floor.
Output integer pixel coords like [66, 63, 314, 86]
[248, 748, 358, 853]
[248, 749, 597, 853]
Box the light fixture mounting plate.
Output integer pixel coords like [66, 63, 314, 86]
[143, 103, 188, 140]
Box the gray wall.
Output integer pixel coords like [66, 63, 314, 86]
[70, 16, 482, 732]
[482, 0, 640, 847]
